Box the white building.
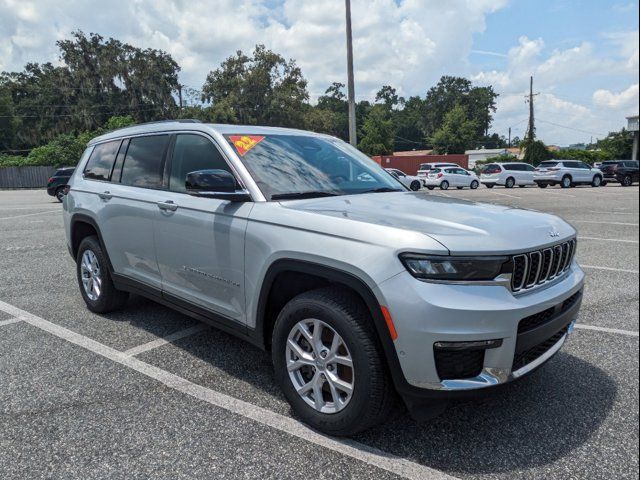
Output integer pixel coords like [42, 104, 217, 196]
[464, 148, 509, 168]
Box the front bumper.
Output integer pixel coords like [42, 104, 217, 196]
[378, 262, 584, 392]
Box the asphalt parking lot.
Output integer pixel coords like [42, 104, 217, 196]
[1, 185, 638, 480]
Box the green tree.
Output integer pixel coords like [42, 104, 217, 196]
[358, 105, 396, 155]
[0, 86, 18, 150]
[522, 139, 552, 165]
[201, 44, 308, 127]
[428, 105, 478, 154]
[597, 128, 634, 159]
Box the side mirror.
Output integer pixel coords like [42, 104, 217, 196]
[185, 169, 251, 202]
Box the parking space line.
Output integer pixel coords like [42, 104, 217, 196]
[534, 190, 576, 198]
[573, 220, 639, 227]
[488, 191, 521, 199]
[0, 317, 23, 327]
[0, 210, 59, 221]
[0, 299, 454, 480]
[581, 265, 639, 274]
[123, 324, 209, 357]
[574, 324, 639, 337]
[579, 236, 639, 244]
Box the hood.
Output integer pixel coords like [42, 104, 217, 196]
[280, 192, 575, 255]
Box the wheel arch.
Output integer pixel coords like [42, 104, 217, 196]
[70, 214, 114, 272]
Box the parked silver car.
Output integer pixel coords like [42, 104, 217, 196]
[534, 160, 604, 188]
[63, 121, 585, 435]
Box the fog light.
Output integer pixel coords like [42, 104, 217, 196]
[434, 339, 503, 351]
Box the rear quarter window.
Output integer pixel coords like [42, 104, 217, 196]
[83, 141, 121, 181]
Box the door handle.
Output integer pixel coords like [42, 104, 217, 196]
[157, 200, 178, 212]
[98, 191, 112, 200]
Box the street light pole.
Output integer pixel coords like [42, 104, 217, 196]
[345, 0, 357, 146]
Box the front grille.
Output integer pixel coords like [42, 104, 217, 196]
[511, 239, 576, 292]
[517, 290, 582, 334]
[512, 324, 569, 371]
[434, 349, 485, 380]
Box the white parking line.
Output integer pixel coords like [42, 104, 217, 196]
[0, 210, 59, 221]
[0, 299, 454, 480]
[123, 324, 209, 356]
[574, 324, 639, 337]
[579, 236, 639, 244]
[0, 205, 60, 211]
[535, 190, 577, 198]
[581, 265, 639, 274]
[488, 191, 521, 199]
[573, 220, 639, 227]
[0, 317, 23, 327]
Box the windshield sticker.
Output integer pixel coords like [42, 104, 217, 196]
[229, 135, 265, 156]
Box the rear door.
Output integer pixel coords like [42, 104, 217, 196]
[521, 164, 535, 184]
[153, 132, 252, 323]
[100, 134, 170, 289]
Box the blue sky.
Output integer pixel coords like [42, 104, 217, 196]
[1, 0, 638, 145]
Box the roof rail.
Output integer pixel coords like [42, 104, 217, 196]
[136, 119, 203, 126]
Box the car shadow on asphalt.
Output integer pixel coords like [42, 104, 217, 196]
[104, 295, 616, 476]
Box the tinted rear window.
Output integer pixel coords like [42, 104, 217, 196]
[83, 141, 121, 181]
[482, 164, 501, 174]
[120, 135, 169, 188]
[539, 161, 558, 168]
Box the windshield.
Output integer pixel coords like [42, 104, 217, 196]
[225, 134, 404, 200]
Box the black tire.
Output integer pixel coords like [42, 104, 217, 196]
[456, 186, 464, 190]
[518, 185, 526, 188]
[601, 181, 608, 186]
[505, 177, 516, 189]
[76, 236, 128, 313]
[561, 176, 572, 189]
[622, 175, 633, 187]
[55, 187, 65, 202]
[272, 287, 394, 436]
[537, 183, 548, 189]
[427, 186, 435, 190]
[440, 180, 450, 190]
[591, 175, 602, 187]
[485, 184, 494, 189]
[409, 180, 421, 191]
[470, 180, 479, 190]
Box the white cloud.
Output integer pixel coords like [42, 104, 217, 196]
[593, 84, 639, 110]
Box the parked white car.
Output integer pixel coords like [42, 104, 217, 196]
[534, 160, 604, 188]
[480, 162, 536, 188]
[423, 167, 480, 190]
[385, 168, 422, 191]
[416, 162, 460, 180]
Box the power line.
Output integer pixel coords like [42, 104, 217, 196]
[537, 119, 607, 137]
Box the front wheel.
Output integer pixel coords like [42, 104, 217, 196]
[272, 287, 394, 436]
[485, 184, 494, 189]
[76, 236, 129, 313]
[561, 176, 572, 189]
[591, 175, 602, 187]
[470, 180, 479, 189]
[427, 186, 435, 190]
[537, 183, 548, 189]
[622, 175, 633, 187]
[505, 177, 516, 189]
[409, 180, 421, 191]
[440, 181, 450, 190]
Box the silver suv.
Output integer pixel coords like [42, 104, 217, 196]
[64, 121, 585, 435]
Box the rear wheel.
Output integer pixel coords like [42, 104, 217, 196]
[505, 177, 516, 188]
[470, 180, 479, 190]
[409, 180, 421, 191]
[591, 175, 602, 187]
[76, 236, 128, 313]
[272, 287, 394, 436]
[518, 185, 526, 188]
[426, 186, 435, 190]
[537, 183, 548, 189]
[561, 176, 572, 189]
[456, 186, 464, 190]
[55, 187, 65, 202]
[485, 184, 494, 189]
[440, 181, 450, 190]
[622, 175, 633, 187]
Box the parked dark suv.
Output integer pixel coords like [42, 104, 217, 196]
[599, 160, 639, 186]
[47, 167, 75, 202]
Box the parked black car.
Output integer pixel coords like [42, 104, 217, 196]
[46, 167, 75, 202]
[599, 160, 639, 186]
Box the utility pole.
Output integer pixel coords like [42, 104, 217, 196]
[345, 0, 357, 146]
[508, 127, 511, 148]
[526, 76, 535, 144]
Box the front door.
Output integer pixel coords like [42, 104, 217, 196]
[154, 133, 252, 323]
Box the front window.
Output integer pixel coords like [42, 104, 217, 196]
[225, 134, 403, 200]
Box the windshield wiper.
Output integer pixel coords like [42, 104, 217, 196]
[271, 191, 340, 200]
[360, 187, 404, 193]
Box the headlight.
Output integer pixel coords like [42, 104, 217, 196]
[399, 254, 509, 281]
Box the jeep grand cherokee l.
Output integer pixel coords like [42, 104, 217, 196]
[63, 121, 585, 436]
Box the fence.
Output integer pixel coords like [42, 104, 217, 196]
[371, 154, 469, 174]
[0, 166, 57, 189]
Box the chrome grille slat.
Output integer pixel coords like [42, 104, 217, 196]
[510, 239, 576, 293]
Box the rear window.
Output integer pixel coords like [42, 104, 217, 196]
[482, 164, 502, 174]
[120, 135, 169, 188]
[430, 168, 442, 174]
[539, 161, 558, 168]
[83, 141, 121, 181]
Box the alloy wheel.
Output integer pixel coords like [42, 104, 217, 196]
[80, 250, 102, 301]
[286, 318, 354, 414]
